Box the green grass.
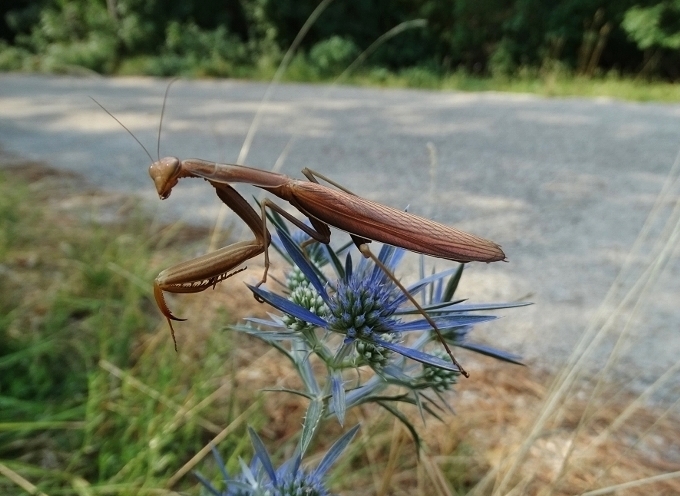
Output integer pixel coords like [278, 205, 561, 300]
[116, 54, 680, 103]
[350, 68, 680, 102]
[4, 35, 679, 102]
[0, 164, 270, 495]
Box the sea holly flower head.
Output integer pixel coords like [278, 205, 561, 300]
[355, 332, 399, 370]
[211, 220, 528, 484]
[282, 278, 328, 332]
[229, 215, 527, 430]
[326, 263, 401, 340]
[195, 426, 359, 496]
[286, 265, 311, 291]
[420, 349, 460, 392]
[250, 225, 468, 373]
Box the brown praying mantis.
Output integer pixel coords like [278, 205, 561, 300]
[92, 87, 505, 377]
[149, 156, 506, 377]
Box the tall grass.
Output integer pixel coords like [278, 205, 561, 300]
[466, 150, 680, 494]
[0, 161, 270, 494]
[337, 68, 680, 102]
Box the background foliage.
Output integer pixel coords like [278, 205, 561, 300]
[1, 0, 680, 79]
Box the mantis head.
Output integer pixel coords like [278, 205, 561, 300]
[149, 156, 182, 200]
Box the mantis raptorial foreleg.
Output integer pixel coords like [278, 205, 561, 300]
[154, 182, 270, 350]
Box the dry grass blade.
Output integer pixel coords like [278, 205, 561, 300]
[209, 0, 335, 252]
[99, 359, 223, 434]
[166, 402, 261, 488]
[580, 470, 680, 496]
[482, 144, 680, 495]
[0, 463, 49, 496]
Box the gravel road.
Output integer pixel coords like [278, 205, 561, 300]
[1, 74, 678, 393]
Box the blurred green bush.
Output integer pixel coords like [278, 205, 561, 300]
[1, 0, 679, 80]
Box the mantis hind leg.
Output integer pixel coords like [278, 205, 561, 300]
[301, 168, 357, 196]
[298, 168, 469, 376]
[357, 242, 469, 378]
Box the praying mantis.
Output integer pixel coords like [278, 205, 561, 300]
[149, 156, 506, 377]
[92, 90, 506, 377]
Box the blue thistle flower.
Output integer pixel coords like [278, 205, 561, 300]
[251, 224, 529, 372]
[420, 349, 460, 391]
[282, 274, 328, 332]
[327, 269, 400, 338]
[202, 198, 530, 496]
[224, 220, 528, 464]
[195, 425, 359, 496]
[249, 226, 472, 373]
